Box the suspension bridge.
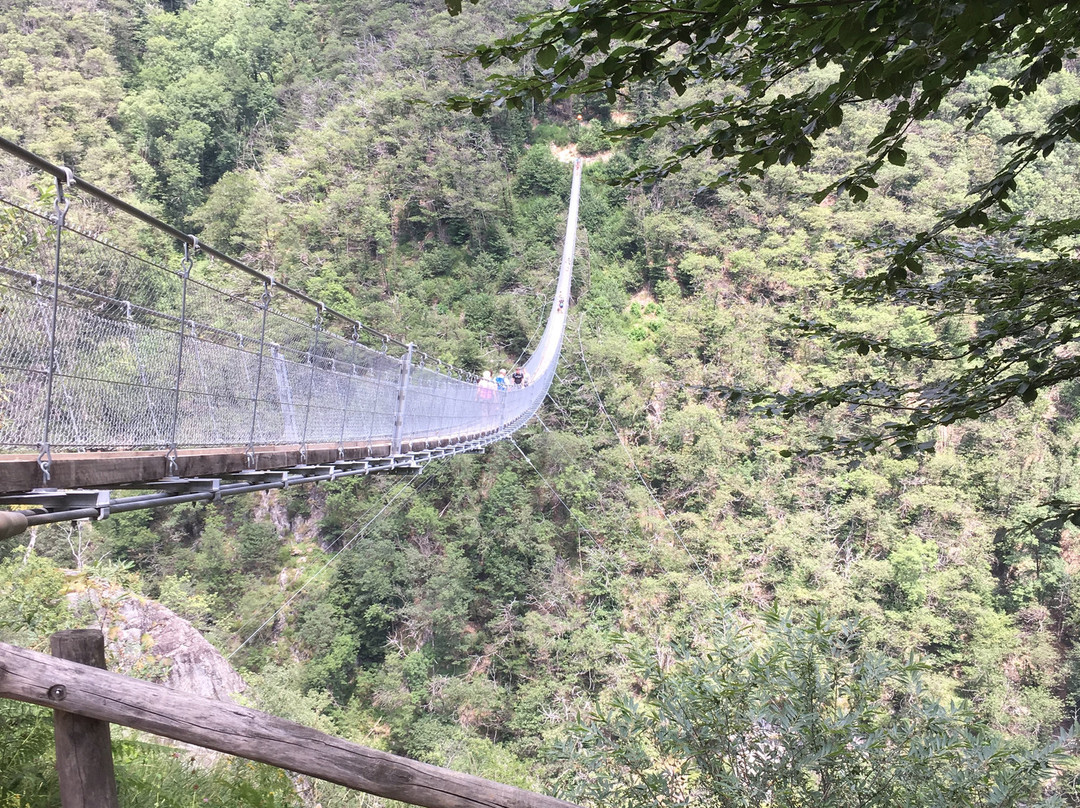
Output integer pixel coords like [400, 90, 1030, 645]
[0, 137, 583, 533]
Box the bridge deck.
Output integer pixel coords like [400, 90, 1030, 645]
[0, 431, 494, 494]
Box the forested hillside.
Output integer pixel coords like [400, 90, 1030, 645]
[1, 0, 1078, 804]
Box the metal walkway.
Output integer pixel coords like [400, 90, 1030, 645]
[0, 138, 583, 529]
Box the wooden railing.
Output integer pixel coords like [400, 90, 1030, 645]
[0, 631, 581, 808]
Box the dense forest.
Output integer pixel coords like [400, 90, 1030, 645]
[1, 0, 1079, 805]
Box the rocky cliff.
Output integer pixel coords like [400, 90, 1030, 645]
[67, 576, 246, 702]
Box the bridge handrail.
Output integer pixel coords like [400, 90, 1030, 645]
[0, 136, 412, 356]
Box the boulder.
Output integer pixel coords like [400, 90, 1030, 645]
[67, 577, 246, 702]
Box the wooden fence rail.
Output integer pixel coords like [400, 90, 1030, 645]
[0, 635, 581, 808]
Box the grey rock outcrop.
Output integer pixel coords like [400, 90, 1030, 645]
[67, 577, 246, 702]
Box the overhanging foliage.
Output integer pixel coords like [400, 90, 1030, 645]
[448, 0, 1080, 523]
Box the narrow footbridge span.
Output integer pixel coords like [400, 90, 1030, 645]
[0, 138, 583, 528]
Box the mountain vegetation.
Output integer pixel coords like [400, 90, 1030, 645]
[451, 0, 1080, 509]
[1, 0, 1079, 805]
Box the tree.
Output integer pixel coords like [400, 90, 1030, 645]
[449, 0, 1080, 523]
[552, 607, 1075, 808]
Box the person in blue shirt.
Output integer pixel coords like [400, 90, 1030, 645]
[495, 369, 508, 391]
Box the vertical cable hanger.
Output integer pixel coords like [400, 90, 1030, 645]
[38, 168, 74, 488]
[166, 237, 197, 477]
[298, 302, 325, 465]
[246, 276, 273, 469]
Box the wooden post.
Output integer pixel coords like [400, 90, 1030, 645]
[50, 630, 120, 808]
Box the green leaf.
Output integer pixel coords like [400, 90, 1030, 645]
[537, 44, 557, 68]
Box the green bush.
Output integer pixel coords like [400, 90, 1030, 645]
[553, 607, 1073, 808]
[575, 125, 611, 156]
[530, 122, 571, 147]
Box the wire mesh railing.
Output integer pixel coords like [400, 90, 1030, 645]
[0, 137, 582, 490]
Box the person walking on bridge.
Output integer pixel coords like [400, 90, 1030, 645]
[477, 370, 496, 415]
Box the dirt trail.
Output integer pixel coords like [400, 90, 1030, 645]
[549, 143, 612, 164]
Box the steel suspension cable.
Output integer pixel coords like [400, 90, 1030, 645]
[0, 135, 409, 353]
[509, 429, 705, 607]
[510, 275, 558, 371]
[573, 314, 722, 602]
[225, 486, 399, 653]
[507, 435, 604, 551]
[227, 474, 427, 660]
